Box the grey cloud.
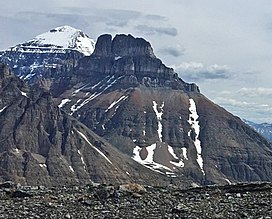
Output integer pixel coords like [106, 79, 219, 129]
[145, 14, 167, 21]
[214, 96, 272, 122]
[61, 8, 141, 28]
[237, 87, 272, 97]
[135, 25, 178, 36]
[106, 21, 128, 27]
[159, 46, 185, 57]
[175, 62, 231, 81]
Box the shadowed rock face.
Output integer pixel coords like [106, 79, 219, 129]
[93, 34, 155, 57]
[73, 34, 199, 92]
[0, 63, 189, 187]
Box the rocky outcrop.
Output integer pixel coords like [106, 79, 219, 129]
[93, 34, 155, 57]
[75, 34, 199, 91]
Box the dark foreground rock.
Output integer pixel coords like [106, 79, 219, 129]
[1, 182, 272, 219]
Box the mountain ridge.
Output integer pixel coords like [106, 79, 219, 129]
[243, 119, 272, 142]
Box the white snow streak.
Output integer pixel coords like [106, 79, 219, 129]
[143, 130, 146, 136]
[58, 99, 71, 108]
[69, 166, 75, 172]
[188, 98, 205, 175]
[182, 147, 188, 160]
[105, 96, 128, 112]
[168, 145, 185, 168]
[152, 101, 164, 142]
[77, 149, 87, 170]
[76, 130, 113, 165]
[72, 84, 89, 96]
[70, 77, 120, 115]
[20, 91, 28, 97]
[115, 56, 122, 60]
[0, 106, 7, 113]
[225, 178, 232, 185]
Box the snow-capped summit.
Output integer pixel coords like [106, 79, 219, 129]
[9, 25, 95, 56]
[0, 25, 96, 83]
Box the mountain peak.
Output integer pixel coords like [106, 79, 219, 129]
[93, 34, 155, 57]
[9, 25, 95, 56]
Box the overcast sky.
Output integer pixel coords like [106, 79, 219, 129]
[1, 0, 271, 123]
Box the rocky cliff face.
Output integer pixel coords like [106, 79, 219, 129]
[72, 34, 199, 92]
[0, 63, 184, 187]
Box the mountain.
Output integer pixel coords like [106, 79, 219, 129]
[51, 34, 272, 185]
[0, 63, 187, 187]
[0, 26, 95, 85]
[243, 120, 272, 142]
[1, 29, 272, 187]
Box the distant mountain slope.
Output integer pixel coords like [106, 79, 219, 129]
[0, 63, 180, 187]
[243, 119, 272, 142]
[0, 26, 95, 84]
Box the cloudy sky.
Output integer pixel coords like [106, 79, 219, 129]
[0, 0, 271, 123]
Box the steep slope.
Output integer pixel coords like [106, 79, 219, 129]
[0, 26, 95, 84]
[0, 63, 182, 187]
[54, 34, 272, 185]
[243, 120, 272, 142]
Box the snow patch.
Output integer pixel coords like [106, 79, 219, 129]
[70, 77, 121, 115]
[182, 147, 188, 160]
[20, 91, 28, 97]
[152, 101, 164, 142]
[168, 145, 184, 168]
[24, 26, 95, 56]
[115, 56, 122, 60]
[77, 149, 87, 170]
[39, 164, 47, 168]
[72, 84, 89, 96]
[76, 130, 113, 165]
[0, 106, 7, 113]
[188, 98, 205, 175]
[143, 130, 146, 136]
[23, 72, 36, 80]
[225, 178, 232, 185]
[105, 96, 128, 112]
[132, 144, 173, 175]
[69, 166, 75, 172]
[58, 99, 71, 108]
